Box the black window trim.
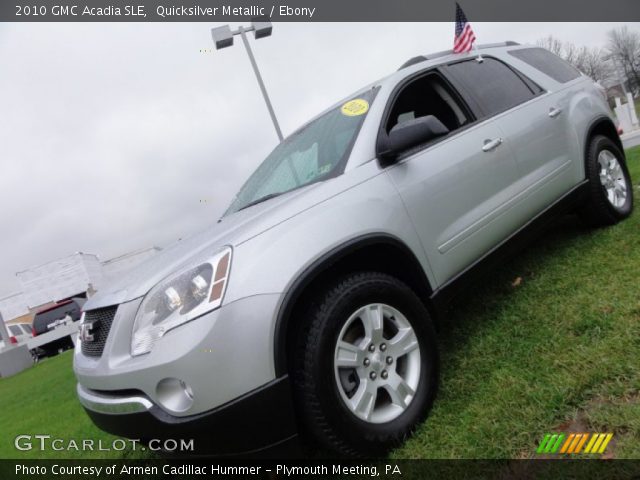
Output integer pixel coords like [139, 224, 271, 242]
[375, 66, 479, 163]
[440, 55, 546, 120]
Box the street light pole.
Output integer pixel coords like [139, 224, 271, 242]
[237, 26, 283, 141]
[212, 22, 283, 142]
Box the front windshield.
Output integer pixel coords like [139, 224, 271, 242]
[225, 90, 375, 215]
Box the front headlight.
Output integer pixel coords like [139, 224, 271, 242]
[131, 247, 232, 356]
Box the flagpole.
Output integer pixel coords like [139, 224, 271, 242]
[455, 2, 482, 62]
[474, 43, 483, 63]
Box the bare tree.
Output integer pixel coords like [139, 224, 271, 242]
[606, 26, 640, 93]
[574, 47, 613, 85]
[536, 36, 564, 56]
[563, 42, 579, 66]
[536, 36, 612, 84]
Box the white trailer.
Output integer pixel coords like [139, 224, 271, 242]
[0, 293, 29, 321]
[16, 253, 103, 308]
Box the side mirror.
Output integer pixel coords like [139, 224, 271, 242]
[378, 115, 449, 164]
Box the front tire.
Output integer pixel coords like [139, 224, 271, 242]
[292, 272, 438, 456]
[579, 135, 633, 226]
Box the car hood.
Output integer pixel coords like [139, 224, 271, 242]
[85, 185, 320, 309]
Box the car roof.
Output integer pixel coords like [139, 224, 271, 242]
[303, 41, 524, 129]
[383, 41, 524, 86]
[396, 41, 521, 71]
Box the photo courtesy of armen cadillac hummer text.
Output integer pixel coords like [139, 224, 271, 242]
[74, 42, 633, 456]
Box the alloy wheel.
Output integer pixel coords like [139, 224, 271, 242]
[333, 303, 421, 424]
[598, 149, 628, 209]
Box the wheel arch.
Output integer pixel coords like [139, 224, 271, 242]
[273, 234, 434, 377]
[584, 116, 625, 164]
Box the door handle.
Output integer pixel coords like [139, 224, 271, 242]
[482, 138, 503, 152]
[548, 107, 562, 118]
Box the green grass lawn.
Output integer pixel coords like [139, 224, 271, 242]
[1, 147, 639, 459]
[0, 351, 146, 459]
[394, 146, 640, 459]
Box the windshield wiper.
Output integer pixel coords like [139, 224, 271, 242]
[237, 192, 284, 212]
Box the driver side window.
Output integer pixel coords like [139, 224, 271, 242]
[386, 73, 469, 135]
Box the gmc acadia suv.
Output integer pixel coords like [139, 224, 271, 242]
[74, 42, 633, 456]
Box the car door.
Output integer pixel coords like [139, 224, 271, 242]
[382, 71, 522, 284]
[443, 56, 575, 220]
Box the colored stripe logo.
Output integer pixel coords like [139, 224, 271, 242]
[537, 433, 613, 455]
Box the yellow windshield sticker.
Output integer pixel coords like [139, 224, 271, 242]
[341, 98, 369, 117]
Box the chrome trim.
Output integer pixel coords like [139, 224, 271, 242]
[77, 384, 153, 415]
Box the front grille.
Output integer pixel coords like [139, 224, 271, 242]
[81, 306, 118, 357]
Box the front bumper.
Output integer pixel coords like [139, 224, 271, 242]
[74, 293, 297, 455]
[77, 376, 298, 456]
[75, 294, 281, 417]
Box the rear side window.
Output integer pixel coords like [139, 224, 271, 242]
[508, 48, 581, 83]
[9, 325, 22, 336]
[444, 57, 538, 118]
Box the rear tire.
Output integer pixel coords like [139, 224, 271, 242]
[292, 272, 438, 456]
[579, 135, 633, 226]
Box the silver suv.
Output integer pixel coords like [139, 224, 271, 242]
[74, 42, 633, 456]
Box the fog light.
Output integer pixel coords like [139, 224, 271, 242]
[156, 378, 194, 412]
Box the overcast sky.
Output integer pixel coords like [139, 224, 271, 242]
[0, 22, 637, 297]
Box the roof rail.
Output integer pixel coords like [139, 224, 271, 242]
[398, 41, 520, 70]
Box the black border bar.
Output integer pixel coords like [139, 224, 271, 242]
[3, 459, 640, 479]
[3, 0, 640, 22]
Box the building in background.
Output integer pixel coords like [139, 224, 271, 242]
[16, 253, 104, 309]
[0, 293, 29, 324]
[1, 247, 161, 324]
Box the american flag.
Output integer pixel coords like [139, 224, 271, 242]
[453, 3, 476, 53]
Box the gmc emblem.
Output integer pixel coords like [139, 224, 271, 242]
[79, 321, 97, 342]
